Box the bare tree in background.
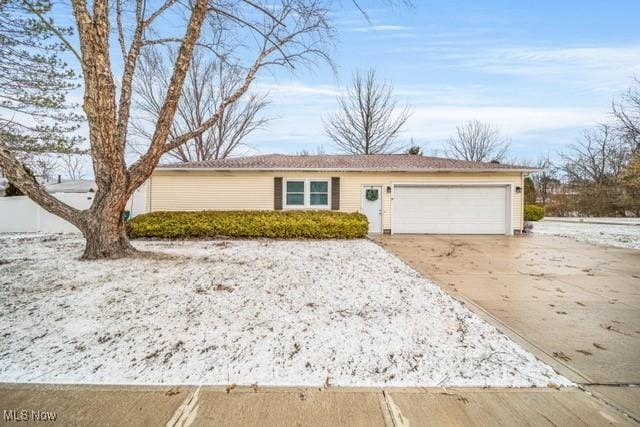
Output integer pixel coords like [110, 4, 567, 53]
[132, 46, 270, 162]
[444, 120, 510, 162]
[297, 145, 326, 156]
[61, 154, 87, 180]
[620, 154, 640, 216]
[324, 69, 412, 154]
[612, 77, 640, 151]
[612, 79, 640, 215]
[530, 154, 559, 206]
[561, 124, 627, 186]
[560, 124, 629, 215]
[28, 156, 58, 182]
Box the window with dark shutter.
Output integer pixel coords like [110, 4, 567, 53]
[274, 177, 283, 210]
[331, 177, 340, 210]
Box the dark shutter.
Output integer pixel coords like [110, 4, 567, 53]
[331, 177, 340, 210]
[274, 177, 283, 210]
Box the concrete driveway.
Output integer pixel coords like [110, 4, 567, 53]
[375, 234, 640, 421]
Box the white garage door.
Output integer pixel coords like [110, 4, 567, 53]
[393, 185, 509, 234]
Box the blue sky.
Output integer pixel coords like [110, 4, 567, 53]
[48, 0, 640, 165]
[246, 0, 640, 161]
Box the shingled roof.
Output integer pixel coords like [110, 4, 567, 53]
[157, 154, 535, 172]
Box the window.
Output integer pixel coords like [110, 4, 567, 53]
[310, 181, 328, 206]
[286, 180, 305, 206]
[284, 179, 330, 208]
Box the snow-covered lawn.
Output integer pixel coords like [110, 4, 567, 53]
[0, 234, 571, 387]
[545, 217, 640, 226]
[533, 220, 640, 250]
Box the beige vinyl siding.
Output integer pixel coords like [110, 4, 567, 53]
[150, 170, 525, 232]
[150, 171, 274, 211]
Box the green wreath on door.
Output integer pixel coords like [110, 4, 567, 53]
[365, 189, 379, 202]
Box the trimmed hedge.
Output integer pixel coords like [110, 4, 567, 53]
[524, 204, 545, 221]
[126, 210, 369, 239]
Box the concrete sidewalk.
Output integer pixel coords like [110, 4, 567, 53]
[0, 384, 635, 426]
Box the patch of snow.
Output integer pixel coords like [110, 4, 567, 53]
[0, 234, 573, 387]
[533, 221, 640, 250]
[0, 232, 55, 240]
[545, 217, 640, 226]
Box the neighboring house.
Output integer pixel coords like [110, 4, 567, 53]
[149, 154, 537, 235]
[44, 179, 97, 194]
[0, 179, 97, 197]
[41, 179, 148, 218]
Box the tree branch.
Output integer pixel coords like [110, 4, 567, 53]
[115, 0, 146, 151]
[21, 0, 82, 62]
[144, 0, 177, 26]
[116, 0, 127, 59]
[162, 54, 267, 153]
[127, 0, 210, 190]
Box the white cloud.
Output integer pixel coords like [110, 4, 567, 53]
[244, 83, 606, 157]
[253, 82, 339, 105]
[420, 44, 640, 93]
[471, 45, 640, 77]
[406, 106, 604, 140]
[245, 78, 609, 154]
[499, 46, 640, 64]
[256, 80, 501, 109]
[351, 25, 412, 32]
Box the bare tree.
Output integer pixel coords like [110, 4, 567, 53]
[612, 78, 640, 151]
[620, 154, 640, 216]
[324, 69, 412, 154]
[561, 124, 627, 186]
[560, 124, 629, 216]
[444, 121, 510, 163]
[0, 0, 332, 259]
[27, 155, 58, 182]
[60, 154, 87, 180]
[610, 79, 640, 216]
[131, 46, 270, 162]
[529, 154, 559, 206]
[297, 145, 326, 156]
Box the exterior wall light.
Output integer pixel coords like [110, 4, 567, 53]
[386, 186, 392, 193]
[515, 186, 522, 193]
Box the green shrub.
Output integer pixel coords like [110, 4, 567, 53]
[524, 204, 545, 221]
[126, 210, 369, 239]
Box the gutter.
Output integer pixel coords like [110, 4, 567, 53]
[154, 167, 542, 173]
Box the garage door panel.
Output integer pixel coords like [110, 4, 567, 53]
[393, 186, 507, 234]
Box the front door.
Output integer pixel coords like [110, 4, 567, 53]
[362, 186, 382, 233]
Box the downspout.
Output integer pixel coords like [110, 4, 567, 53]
[147, 177, 152, 213]
[521, 172, 525, 232]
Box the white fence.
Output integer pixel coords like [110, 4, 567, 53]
[0, 184, 148, 233]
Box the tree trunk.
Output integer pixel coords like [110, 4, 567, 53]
[79, 197, 136, 260]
